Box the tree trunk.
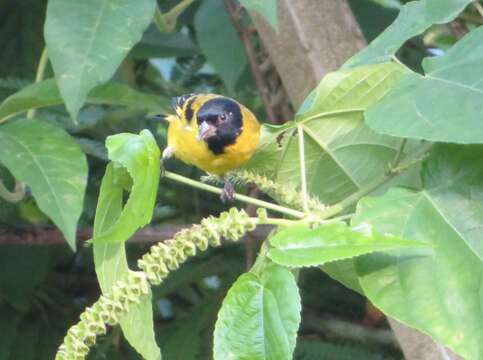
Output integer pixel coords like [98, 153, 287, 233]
[252, 1, 463, 359]
[250, 0, 365, 108]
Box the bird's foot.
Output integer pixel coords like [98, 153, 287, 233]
[220, 181, 235, 203]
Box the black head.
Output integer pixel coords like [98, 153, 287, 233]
[196, 97, 243, 155]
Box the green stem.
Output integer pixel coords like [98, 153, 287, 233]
[391, 138, 407, 168]
[163, 171, 305, 219]
[473, 1, 483, 18]
[27, 47, 49, 119]
[153, 0, 196, 33]
[153, 6, 168, 32]
[318, 143, 433, 220]
[325, 213, 354, 223]
[297, 125, 309, 213]
[254, 217, 301, 227]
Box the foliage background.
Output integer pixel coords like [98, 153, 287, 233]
[0, 0, 481, 359]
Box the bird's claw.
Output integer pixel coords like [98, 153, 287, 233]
[220, 181, 235, 203]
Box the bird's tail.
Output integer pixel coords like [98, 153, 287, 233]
[148, 113, 174, 122]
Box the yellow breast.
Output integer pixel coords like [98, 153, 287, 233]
[167, 95, 260, 175]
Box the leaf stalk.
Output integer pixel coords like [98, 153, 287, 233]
[27, 47, 49, 120]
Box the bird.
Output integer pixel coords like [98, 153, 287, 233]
[159, 93, 261, 202]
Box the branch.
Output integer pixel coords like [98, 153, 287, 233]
[303, 313, 398, 347]
[0, 224, 273, 246]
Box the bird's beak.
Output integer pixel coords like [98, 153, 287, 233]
[197, 121, 217, 141]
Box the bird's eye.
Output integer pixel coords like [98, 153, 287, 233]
[219, 113, 227, 121]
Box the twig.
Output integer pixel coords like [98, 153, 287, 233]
[318, 143, 433, 220]
[163, 170, 306, 218]
[474, 1, 483, 18]
[391, 138, 407, 169]
[153, 0, 196, 33]
[27, 47, 49, 119]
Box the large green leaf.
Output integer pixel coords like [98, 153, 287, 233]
[366, 27, 483, 143]
[214, 264, 301, 360]
[0, 79, 168, 123]
[194, 0, 248, 93]
[345, 0, 472, 67]
[240, 0, 278, 30]
[0, 119, 87, 248]
[93, 163, 161, 360]
[44, 0, 156, 119]
[353, 145, 483, 359]
[274, 62, 410, 204]
[268, 223, 425, 267]
[418, 145, 483, 259]
[91, 129, 160, 243]
[321, 259, 363, 294]
[130, 26, 200, 59]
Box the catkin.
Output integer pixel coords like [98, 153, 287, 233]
[55, 208, 257, 360]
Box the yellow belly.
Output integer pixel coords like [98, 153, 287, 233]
[167, 110, 260, 175]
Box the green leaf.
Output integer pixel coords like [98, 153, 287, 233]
[0, 119, 87, 249]
[321, 259, 363, 294]
[240, 0, 278, 30]
[214, 264, 301, 360]
[91, 129, 160, 243]
[44, 0, 156, 119]
[194, 0, 248, 93]
[353, 146, 483, 359]
[130, 26, 200, 59]
[0, 79, 168, 123]
[93, 163, 161, 360]
[345, 0, 472, 67]
[268, 223, 425, 267]
[93, 146, 162, 360]
[366, 27, 483, 143]
[273, 62, 411, 204]
[418, 145, 483, 259]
